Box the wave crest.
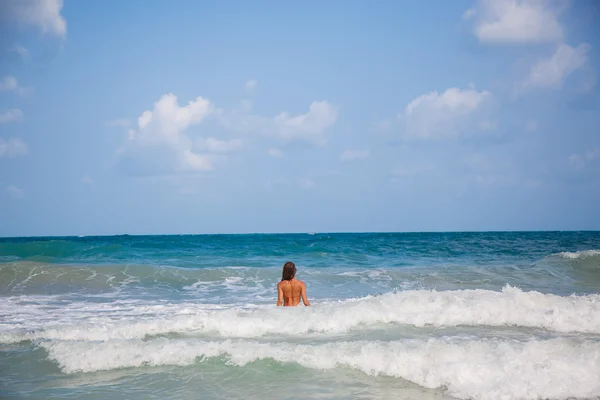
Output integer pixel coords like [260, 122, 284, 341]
[40, 337, 600, 400]
[3, 286, 600, 344]
[557, 249, 600, 259]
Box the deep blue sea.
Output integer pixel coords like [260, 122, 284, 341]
[1, 232, 600, 400]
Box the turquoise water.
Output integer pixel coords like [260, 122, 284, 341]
[1, 232, 600, 400]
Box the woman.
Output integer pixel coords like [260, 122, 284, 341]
[276, 261, 311, 306]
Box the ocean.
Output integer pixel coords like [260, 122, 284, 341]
[1, 231, 599, 400]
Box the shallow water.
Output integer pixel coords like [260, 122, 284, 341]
[1, 232, 600, 400]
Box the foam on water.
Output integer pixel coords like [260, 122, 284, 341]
[40, 337, 600, 400]
[2, 286, 600, 344]
[3, 249, 599, 299]
[3, 233, 600, 400]
[557, 249, 600, 259]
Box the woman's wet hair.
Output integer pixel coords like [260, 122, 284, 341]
[281, 261, 296, 281]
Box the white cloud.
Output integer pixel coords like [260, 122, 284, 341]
[267, 147, 284, 158]
[117, 92, 337, 175]
[106, 119, 131, 128]
[374, 119, 392, 132]
[465, 0, 564, 44]
[196, 137, 243, 154]
[0, 76, 17, 91]
[2, 0, 67, 38]
[8, 45, 29, 59]
[0, 138, 28, 158]
[341, 149, 370, 161]
[463, 154, 495, 171]
[580, 70, 597, 94]
[118, 93, 214, 174]
[81, 175, 93, 186]
[0, 109, 24, 124]
[0, 76, 31, 96]
[470, 174, 521, 187]
[526, 119, 538, 132]
[245, 80, 257, 92]
[299, 178, 315, 190]
[265, 177, 290, 189]
[570, 148, 600, 169]
[523, 43, 591, 90]
[4, 185, 24, 199]
[399, 87, 493, 139]
[392, 164, 434, 178]
[463, 8, 476, 19]
[270, 101, 338, 145]
[461, 154, 538, 188]
[478, 120, 498, 131]
[463, 154, 516, 182]
[219, 100, 339, 145]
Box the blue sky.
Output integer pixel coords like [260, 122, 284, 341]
[0, 0, 599, 236]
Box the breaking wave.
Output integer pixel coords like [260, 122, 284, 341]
[556, 249, 600, 260]
[3, 285, 599, 344]
[40, 337, 600, 400]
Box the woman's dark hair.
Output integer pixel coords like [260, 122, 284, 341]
[281, 261, 296, 281]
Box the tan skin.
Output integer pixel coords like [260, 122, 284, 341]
[277, 277, 311, 306]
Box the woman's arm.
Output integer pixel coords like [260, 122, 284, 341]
[276, 283, 283, 306]
[301, 282, 311, 306]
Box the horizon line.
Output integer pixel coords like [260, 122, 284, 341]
[1, 229, 599, 239]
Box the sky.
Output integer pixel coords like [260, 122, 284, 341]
[0, 0, 599, 236]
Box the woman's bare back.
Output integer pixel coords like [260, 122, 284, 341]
[277, 279, 310, 306]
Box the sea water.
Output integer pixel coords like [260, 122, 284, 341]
[1, 232, 599, 400]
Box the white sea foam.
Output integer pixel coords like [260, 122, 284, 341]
[557, 249, 600, 259]
[39, 337, 600, 400]
[2, 286, 600, 343]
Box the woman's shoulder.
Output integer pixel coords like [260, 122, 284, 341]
[277, 279, 304, 285]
